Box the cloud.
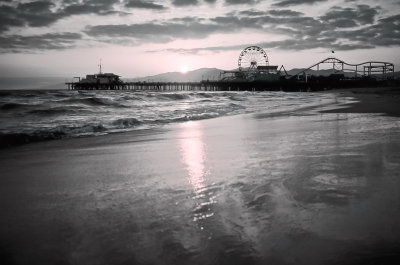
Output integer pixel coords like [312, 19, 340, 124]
[17, 1, 54, 13]
[124, 0, 166, 10]
[147, 44, 245, 54]
[0, 1, 62, 32]
[273, 0, 328, 7]
[210, 11, 325, 36]
[237, 9, 267, 16]
[235, 9, 303, 17]
[170, 16, 205, 23]
[16, 1, 62, 27]
[61, 0, 122, 16]
[172, 0, 198, 6]
[145, 4, 398, 54]
[371, 14, 400, 46]
[326, 14, 400, 47]
[0, 5, 25, 32]
[268, 9, 303, 17]
[209, 5, 398, 51]
[0, 0, 122, 33]
[84, 19, 227, 45]
[152, 37, 375, 55]
[171, 0, 218, 6]
[1, 1, 398, 54]
[320, 5, 379, 26]
[0, 32, 82, 53]
[225, 0, 261, 5]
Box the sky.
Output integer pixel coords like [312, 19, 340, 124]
[0, 0, 399, 78]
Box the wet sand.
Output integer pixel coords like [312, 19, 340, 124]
[321, 87, 400, 117]
[1, 90, 400, 265]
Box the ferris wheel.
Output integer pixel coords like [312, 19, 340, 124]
[238, 46, 269, 71]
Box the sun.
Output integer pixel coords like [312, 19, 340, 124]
[180, 66, 188, 74]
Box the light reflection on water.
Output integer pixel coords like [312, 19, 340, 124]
[179, 121, 216, 222]
[180, 121, 206, 190]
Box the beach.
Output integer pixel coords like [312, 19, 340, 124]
[321, 87, 400, 117]
[1, 88, 400, 265]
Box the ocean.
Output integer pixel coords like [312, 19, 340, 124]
[0, 89, 338, 147]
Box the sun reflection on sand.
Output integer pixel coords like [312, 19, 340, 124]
[179, 121, 216, 221]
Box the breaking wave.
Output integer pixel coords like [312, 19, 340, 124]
[0, 124, 107, 148]
[1, 102, 27, 110]
[28, 107, 75, 115]
[111, 118, 142, 128]
[61, 96, 128, 108]
[0, 90, 336, 147]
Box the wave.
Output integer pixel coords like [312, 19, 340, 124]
[0, 90, 336, 148]
[52, 90, 79, 98]
[0, 108, 234, 148]
[87, 97, 126, 107]
[28, 107, 76, 115]
[111, 118, 142, 128]
[0, 124, 107, 148]
[121, 94, 144, 100]
[61, 96, 129, 108]
[157, 93, 190, 100]
[153, 112, 220, 124]
[0, 102, 27, 110]
[228, 94, 247, 101]
[189, 92, 214, 98]
[0, 91, 12, 97]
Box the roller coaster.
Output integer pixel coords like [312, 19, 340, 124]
[289, 57, 394, 80]
[221, 46, 395, 82]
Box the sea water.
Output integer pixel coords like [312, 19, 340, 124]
[0, 89, 338, 147]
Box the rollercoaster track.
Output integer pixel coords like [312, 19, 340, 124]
[291, 57, 394, 79]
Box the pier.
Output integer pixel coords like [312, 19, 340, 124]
[66, 50, 397, 92]
[65, 78, 398, 92]
[65, 81, 218, 91]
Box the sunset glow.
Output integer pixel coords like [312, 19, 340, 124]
[180, 66, 188, 74]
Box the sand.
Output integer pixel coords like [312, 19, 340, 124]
[1, 88, 400, 265]
[321, 86, 400, 116]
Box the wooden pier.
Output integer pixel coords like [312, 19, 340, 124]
[65, 78, 399, 92]
[65, 81, 223, 91]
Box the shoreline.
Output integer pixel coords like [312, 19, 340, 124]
[1, 86, 399, 149]
[320, 86, 400, 117]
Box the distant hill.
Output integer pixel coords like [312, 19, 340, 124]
[125, 68, 400, 83]
[125, 68, 225, 82]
